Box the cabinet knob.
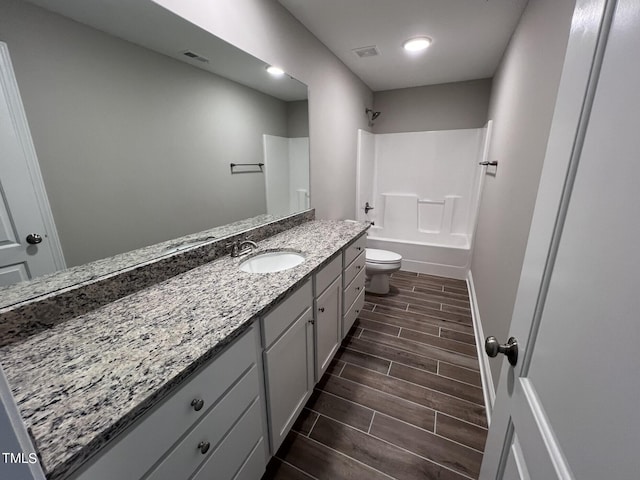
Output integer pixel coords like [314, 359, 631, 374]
[308, 319, 315, 324]
[197, 441, 210, 454]
[191, 398, 204, 412]
[356, 246, 362, 251]
[356, 286, 361, 291]
[356, 265, 362, 270]
[318, 307, 325, 313]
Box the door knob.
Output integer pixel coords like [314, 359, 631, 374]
[26, 233, 43, 245]
[485, 336, 518, 366]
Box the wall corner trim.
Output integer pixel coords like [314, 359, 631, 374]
[0, 365, 46, 479]
[467, 269, 496, 424]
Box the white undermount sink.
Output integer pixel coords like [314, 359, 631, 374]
[239, 251, 305, 273]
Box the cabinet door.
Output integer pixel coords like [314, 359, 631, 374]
[263, 307, 314, 454]
[315, 275, 342, 381]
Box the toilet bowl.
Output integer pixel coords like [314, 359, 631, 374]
[365, 248, 402, 294]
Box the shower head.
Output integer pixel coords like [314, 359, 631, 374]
[365, 108, 381, 125]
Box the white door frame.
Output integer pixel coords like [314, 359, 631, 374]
[0, 367, 46, 479]
[0, 41, 65, 273]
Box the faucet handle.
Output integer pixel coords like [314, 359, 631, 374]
[226, 240, 240, 256]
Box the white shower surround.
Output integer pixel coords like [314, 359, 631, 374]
[263, 135, 310, 217]
[357, 124, 491, 279]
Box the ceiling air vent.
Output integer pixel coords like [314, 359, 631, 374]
[181, 50, 209, 63]
[352, 45, 380, 58]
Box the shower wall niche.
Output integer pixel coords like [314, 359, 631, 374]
[357, 125, 491, 277]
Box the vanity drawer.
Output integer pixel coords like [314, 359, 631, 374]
[343, 269, 366, 314]
[191, 399, 264, 480]
[343, 234, 367, 267]
[314, 253, 342, 296]
[73, 326, 258, 480]
[262, 280, 312, 348]
[343, 289, 365, 338]
[233, 438, 267, 480]
[146, 366, 261, 480]
[343, 250, 365, 288]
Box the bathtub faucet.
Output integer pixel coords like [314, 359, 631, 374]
[364, 202, 374, 214]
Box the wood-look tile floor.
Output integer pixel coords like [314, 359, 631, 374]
[263, 271, 487, 480]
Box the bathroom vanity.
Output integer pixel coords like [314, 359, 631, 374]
[0, 218, 368, 480]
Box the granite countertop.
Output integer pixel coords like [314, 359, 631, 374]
[0, 213, 280, 309]
[0, 219, 368, 480]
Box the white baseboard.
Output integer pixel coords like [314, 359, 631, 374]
[466, 270, 496, 425]
[401, 259, 468, 280]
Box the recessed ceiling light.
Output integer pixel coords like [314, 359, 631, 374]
[403, 36, 432, 52]
[266, 65, 285, 76]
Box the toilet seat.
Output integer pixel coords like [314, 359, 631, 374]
[366, 248, 402, 265]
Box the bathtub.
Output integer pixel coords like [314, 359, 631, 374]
[356, 124, 492, 280]
[366, 233, 471, 280]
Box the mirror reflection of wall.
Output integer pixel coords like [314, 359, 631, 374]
[0, 0, 309, 274]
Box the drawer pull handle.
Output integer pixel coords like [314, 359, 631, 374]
[318, 307, 325, 313]
[191, 399, 204, 412]
[198, 441, 210, 455]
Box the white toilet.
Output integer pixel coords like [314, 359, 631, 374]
[365, 248, 403, 294]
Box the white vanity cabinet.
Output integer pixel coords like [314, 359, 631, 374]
[261, 280, 314, 454]
[71, 324, 266, 480]
[342, 234, 367, 338]
[60, 232, 368, 480]
[313, 255, 343, 381]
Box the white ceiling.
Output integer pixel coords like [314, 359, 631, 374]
[23, 0, 308, 101]
[278, 0, 528, 91]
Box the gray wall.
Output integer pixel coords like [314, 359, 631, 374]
[0, 0, 289, 267]
[287, 100, 309, 138]
[471, 0, 577, 387]
[372, 79, 492, 133]
[153, 0, 373, 221]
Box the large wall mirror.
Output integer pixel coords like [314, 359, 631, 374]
[0, 0, 310, 305]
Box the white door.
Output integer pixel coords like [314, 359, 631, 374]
[0, 42, 64, 287]
[480, 0, 640, 478]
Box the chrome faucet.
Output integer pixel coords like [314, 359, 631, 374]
[228, 238, 258, 257]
